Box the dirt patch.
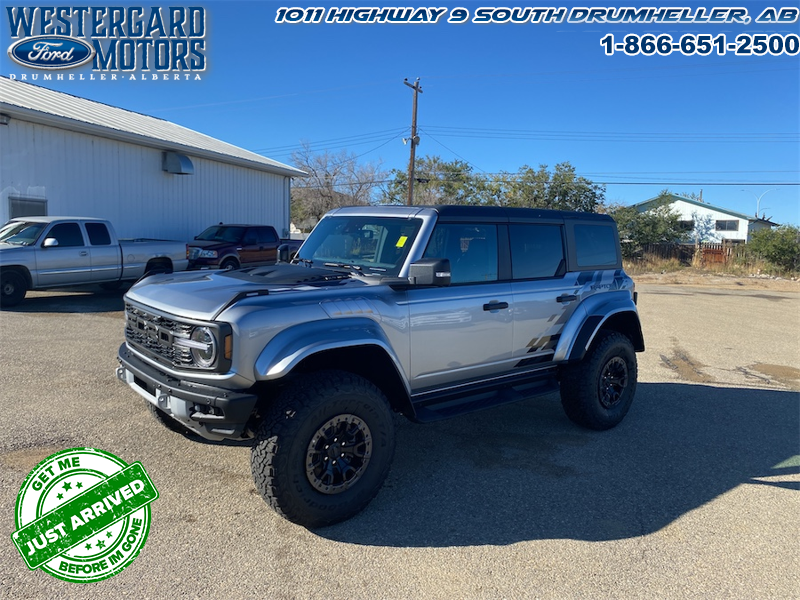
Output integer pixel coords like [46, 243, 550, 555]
[660, 348, 714, 383]
[633, 271, 800, 292]
[0, 445, 65, 472]
[749, 363, 800, 390]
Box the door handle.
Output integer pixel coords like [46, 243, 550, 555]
[557, 294, 577, 303]
[483, 301, 509, 311]
[79, 251, 88, 256]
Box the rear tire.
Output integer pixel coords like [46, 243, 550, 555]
[0, 271, 27, 308]
[251, 370, 395, 528]
[144, 260, 172, 277]
[560, 331, 637, 431]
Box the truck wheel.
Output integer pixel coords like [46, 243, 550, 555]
[0, 271, 27, 308]
[251, 370, 395, 528]
[220, 258, 239, 271]
[143, 259, 172, 277]
[146, 402, 193, 436]
[560, 331, 637, 431]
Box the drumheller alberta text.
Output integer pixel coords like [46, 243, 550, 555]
[5, 6, 206, 74]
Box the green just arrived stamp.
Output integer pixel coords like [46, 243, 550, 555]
[11, 448, 158, 583]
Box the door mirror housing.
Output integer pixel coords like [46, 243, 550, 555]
[43, 238, 59, 248]
[276, 244, 291, 264]
[408, 258, 451, 287]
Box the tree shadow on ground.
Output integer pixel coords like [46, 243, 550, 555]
[317, 383, 799, 547]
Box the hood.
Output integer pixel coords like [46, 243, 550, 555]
[125, 264, 364, 321]
[0, 242, 28, 252]
[188, 239, 236, 251]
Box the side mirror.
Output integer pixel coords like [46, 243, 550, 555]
[43, 238, 59, 248]
[276, 244, 291, 264]
[408, 258, 451, 287]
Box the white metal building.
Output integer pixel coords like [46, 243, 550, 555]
[633, 193, 776, 243]
[0, 77, 305, 240]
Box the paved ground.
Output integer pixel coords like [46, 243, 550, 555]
[0, 282, 798, 599]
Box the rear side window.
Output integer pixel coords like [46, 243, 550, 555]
[509, 224, 565, 279]
[574, 224, 618, 267]
[46, 223, 84, 247]
[85, 223, 112, 246]
[256, 227, 278, 244]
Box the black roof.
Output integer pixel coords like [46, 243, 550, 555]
[427, 205, 614, 224]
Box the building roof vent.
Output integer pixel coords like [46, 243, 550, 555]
[162, 151, 194, 175]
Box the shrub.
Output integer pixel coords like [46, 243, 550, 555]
[748, 225, 800, 274]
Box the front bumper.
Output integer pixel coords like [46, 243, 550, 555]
[187, 258, 222, 270]
[116, 343, 258, 441]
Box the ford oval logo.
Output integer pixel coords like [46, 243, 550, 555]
[8, 36, 95, 70]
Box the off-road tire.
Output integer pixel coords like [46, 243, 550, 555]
[251, 370, 395, 528]
[0, 271, 27, 308]
[146, 401, 194, 436]
[220, 258, 239, 271]
[560, 331, 637, 431]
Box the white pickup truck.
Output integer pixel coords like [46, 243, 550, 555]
[0, 216, 189, 307]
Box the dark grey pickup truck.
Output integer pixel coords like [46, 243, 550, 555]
[116, 205, 644, 527]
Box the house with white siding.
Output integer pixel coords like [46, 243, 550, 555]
[632, 193, 777, 243]
[0, 76, 305, 240]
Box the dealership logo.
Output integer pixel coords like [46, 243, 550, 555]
[5, 7, 206, 76]
[8, 35, 95, 70]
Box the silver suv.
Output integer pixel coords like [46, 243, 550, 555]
[116, 205, 644, 527]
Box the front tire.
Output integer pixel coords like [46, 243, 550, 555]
[220, 258, 239, 271]
[0, 271, 27, 308]
[251, 371, 395, 528]
[560, 331, 637, 431]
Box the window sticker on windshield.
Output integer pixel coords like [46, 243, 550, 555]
[396, 236, 408, 248]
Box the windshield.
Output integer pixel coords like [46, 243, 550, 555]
[296, 216, 423, 276]
[0, 221, 46, 246]
[195, 225, 246, 243]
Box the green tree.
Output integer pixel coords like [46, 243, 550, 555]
[497, 162, 605, 212]
[383, 158, 603, 210]
[748, 225, 800, 273]
[608, 190, 688, 258]
[381, 156, 488, 205]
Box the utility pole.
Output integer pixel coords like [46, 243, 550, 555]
[404, 78, 422, 206]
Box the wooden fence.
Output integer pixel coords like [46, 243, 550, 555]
[635, 242, 749, 267]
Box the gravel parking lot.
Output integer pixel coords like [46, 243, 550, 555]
[1, 281, 798, 599]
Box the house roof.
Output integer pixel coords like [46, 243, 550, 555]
[0, 76, 305, 178]
[631, 193, 774, 223]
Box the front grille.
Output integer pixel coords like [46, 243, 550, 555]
[125, 303, 195, 368]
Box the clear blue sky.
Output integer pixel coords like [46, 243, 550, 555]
[2, 1, 798, 224]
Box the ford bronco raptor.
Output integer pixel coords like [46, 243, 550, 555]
[116, 205, 644, 527]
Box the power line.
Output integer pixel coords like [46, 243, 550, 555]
[421, 125, 797, 144]
[419, 128, 487, 174]
[253, 127, 407, 154]
[295, 177, 799, 191]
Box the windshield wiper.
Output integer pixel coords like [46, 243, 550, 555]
[323, 262, 366, 276]
[292, 257, 315, 267]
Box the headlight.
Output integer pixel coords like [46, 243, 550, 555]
[198, 249, 218, 258]
[189, 326, 217, 367]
